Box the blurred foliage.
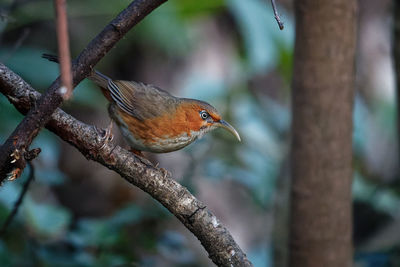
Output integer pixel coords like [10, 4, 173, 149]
[0, 0, 398, 266]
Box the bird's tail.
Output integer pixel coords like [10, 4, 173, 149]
[89, 70, 110, 90]
[42, 53, 110, 87]
[42, 53, 112, 99]
[42, 53, 60, 64]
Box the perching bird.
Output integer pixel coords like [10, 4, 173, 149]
[42, 54, 240, 155]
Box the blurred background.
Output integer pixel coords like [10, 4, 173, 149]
[0, 0, 398, 266]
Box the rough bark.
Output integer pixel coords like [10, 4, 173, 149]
[0, 62, 252, 267]
[0, 0, 168, 182]
[289, 1, 357, 266]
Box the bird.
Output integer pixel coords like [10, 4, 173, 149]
[42, 54, 241, 155]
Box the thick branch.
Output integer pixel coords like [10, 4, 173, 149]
[0, 0, 168, 182]
[0, 63, 252, 267]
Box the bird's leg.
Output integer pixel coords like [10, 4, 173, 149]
[95, 120, 114, 150]
[153, 162, 170, 178]
[104, 120, 114, 142]
[160, 167, 171, 179]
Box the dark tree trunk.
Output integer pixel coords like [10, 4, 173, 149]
[289, 1, 357, 266]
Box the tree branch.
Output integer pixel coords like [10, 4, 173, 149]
[0, 62, 253, 266]
[270, 0, 284, 30]
[0, 0, 168, 182]
[54, 0, 73, 98]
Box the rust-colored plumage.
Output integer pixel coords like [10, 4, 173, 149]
[42, 54, 240, 153]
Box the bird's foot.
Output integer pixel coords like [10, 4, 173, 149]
[159, 167, 171, 179]
[154, 163, 170, 178]
[95, 121, 114, 150]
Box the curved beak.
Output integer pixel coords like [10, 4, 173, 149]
[215, 120, 241, 142]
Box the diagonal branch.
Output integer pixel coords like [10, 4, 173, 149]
[270, 0, 284, 30]
[0, 62, 253, 266]
[0, 0, 168, 182]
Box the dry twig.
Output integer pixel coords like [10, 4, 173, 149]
[271, 0, 284, 30]
[54, 0, 73, 99]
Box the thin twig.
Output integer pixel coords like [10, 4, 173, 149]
[271, 0, 284, 30]
[0, 162, 34, 238]
[54, 0, 73, 99]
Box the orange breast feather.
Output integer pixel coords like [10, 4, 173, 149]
[118, 102, 204, 145]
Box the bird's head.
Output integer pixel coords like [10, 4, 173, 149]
[179, 99, 241, 142]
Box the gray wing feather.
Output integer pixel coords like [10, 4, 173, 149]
[108, 80, 135, 114]
[107, 79, 178, 121]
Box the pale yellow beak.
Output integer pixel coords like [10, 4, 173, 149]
[216, 120, 241, 142]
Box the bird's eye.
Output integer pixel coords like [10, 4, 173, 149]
[199, 110, 209, 120]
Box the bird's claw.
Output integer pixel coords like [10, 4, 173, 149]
[160, 167, 171, 179]
[95, 121, 114, 150]
[151, 163, 170, 178]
